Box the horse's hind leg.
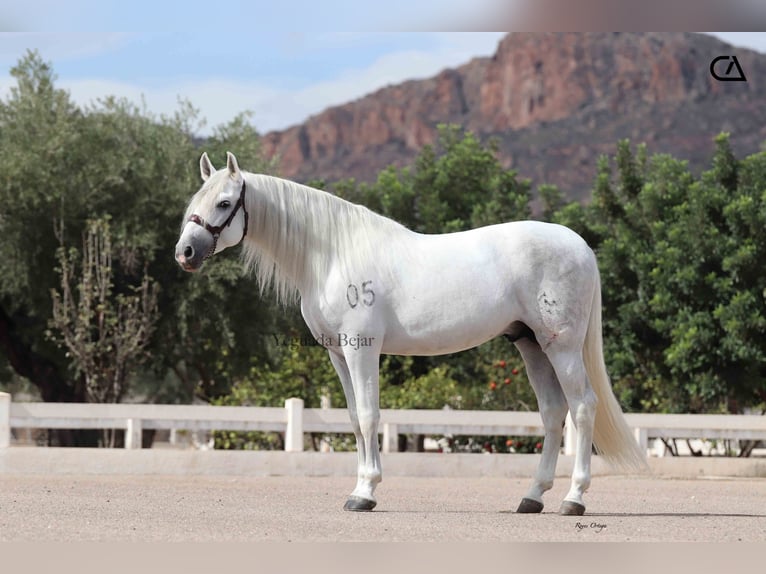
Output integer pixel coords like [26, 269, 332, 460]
[513, 338, 569, 514]
[545, 346, 597, 516]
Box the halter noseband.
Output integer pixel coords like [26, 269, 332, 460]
[188, 180, 249, 259]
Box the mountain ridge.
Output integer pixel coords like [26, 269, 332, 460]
[261, 33, 766, 201]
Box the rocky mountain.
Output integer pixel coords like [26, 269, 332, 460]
[261, 33, 766, 202]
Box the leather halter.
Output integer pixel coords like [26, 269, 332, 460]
[188, 180, 249, 259]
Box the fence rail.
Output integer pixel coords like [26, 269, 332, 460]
[1, 392, 765, 454]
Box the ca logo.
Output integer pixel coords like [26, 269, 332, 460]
[710, 56, 747, 82]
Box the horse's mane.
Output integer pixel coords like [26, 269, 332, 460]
[189, 172, 411, 304]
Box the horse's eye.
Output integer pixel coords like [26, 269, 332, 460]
[217, 200, 231, 209]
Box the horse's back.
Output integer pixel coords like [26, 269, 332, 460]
[488, 220, 592, 257]
[500, 220, 595, 273]
[432, 220, 597, 284]
[376, 220, 597, 355]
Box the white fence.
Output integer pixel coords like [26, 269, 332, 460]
[1, 392, 765, 454]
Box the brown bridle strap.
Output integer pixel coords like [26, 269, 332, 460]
[188, 180, 249, 258]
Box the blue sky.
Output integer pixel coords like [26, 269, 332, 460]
[1, 5, 764, 137]
[0, 31, 510, 134]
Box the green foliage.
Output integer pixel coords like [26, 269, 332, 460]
[210, 334, 347, 450]
[47, 218, 159, 405]
[198, 111, 278, 176]
[325, 125, 531, 234]
[380, 364, 462, 410]
[215, 335, 345, 409]
[0, 51, 200, 400]
[0, 51, 288, 406]
[551, 135, 766, 414]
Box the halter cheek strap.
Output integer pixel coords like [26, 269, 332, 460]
[188, 180, 249, 259]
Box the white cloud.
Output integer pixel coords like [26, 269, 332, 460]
[0, 33, 130, 65]
[58, 77, 280, 131]
[200, 33, 505, 133]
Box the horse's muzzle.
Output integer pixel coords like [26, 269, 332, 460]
[175, 251, 199, 272]
[175, 232, 214, 272]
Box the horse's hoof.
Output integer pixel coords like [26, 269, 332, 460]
[516, 497, 544, 513]
[559, 500, 586, 516]
[343, 496, 377, 512]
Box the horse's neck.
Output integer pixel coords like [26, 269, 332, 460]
[243, 174, 345, 296]
[244, 173, 415, 303]
[253, 172, 330, 239]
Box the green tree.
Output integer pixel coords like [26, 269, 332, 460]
[47, 218, 159, 446]
[320, 124, 531, 232]
[555, 136, 766, 415]
[0, 53, 197, 406]
[0, 50, 109, 407]
[48, 218, 159, 406]
[0, 52, 290, 426]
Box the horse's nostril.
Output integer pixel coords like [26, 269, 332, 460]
[184, 246, 194, 259]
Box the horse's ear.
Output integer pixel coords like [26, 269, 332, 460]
[226, 151, 240, 177]
[200, 152, 215, 181]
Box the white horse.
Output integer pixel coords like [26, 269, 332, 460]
[175, 152, 648, 516]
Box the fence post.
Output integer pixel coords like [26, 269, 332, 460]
[563, 411, 576, 456]
[382, 423, 398, 454]
[285, 398, 304, 452]
[634, 427, 648, 453]
[0, 392, 10, 448]
[125, 418, 143, 449]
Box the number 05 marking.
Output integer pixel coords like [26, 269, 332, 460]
[346, 281, 375, 309]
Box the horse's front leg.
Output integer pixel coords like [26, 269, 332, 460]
[340, 341, 383, 511]
[327, 350, 368, 504]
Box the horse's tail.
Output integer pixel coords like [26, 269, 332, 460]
[583, 267, 649, 473]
